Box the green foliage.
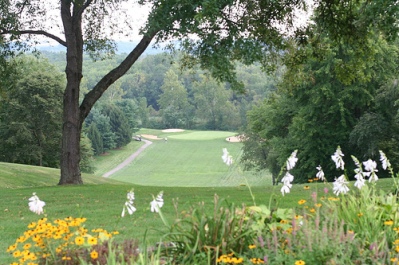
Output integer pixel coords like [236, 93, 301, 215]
[102, 103, 132, 148]
[158, 69, 191, 128]
[87, 123, 104, 156]
[162, 195, 254, 264]
[0, 56, 64, 167]
[243, 32, 399, 182]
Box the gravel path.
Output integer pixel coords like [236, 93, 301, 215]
[102, 139, 152, 178]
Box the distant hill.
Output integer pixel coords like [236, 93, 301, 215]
[37, 41, 163, 55]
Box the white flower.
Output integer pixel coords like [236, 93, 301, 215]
[363, 159, 377, 172]
[28, 193, 45, 215]
[333, 175, 350, 195]
[281, 183, 292, 196]
[363, 159, 378, 182]
[280, 172, 294, 196]
[354, 170, 366, 190]
[150, 191, 164, 213]
[316, 165, 325, 181]
[281, 172, 294, 185]
[222, 148, 233, 166]
[331, 147, 345, 170]
[286, 150, 298, 170]
[121, 189, 136, 217]
[379, 150, 391, 170]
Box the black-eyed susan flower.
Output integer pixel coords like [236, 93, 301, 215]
[384, 220, 394, 226]
[88, 237, 98, 245]
[303, 186, 310, 190]
[90, 250, 99, 259]
[74, 236, 85, 246]
[298, 199, 306, 205]
[248, 244, 256, 249]
[295, 260, 306, 265]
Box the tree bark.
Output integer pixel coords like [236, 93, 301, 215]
[58, 1, 85, 184]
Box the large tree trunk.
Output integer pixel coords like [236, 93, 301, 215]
[58, 1, 84, 185]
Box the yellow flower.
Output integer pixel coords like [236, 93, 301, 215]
[395, 245, 399, 253]
[294, 214, 303, 220]
[23, 243, 32, 249]
[248, 244, 256, 249]
[27, 222, 37, 229]
[75, 236, 85, 245]
[62, 256, 72, 261]
[7, 244, 17, 252]
[13, 250, 22, 258]
[391, 257, 398, 262]
[88, 237, 98, 245]
[384, 220, 394, 226]
[298, 199, 306, 205]
[315, 203, 322, 208]
[308, 179, 313, 183]
[309, 208, 316, 213]
[357, 213, 363, 217]
[90, 250, 99, 259]
[303, 186, 310, 190]
[295, 260, 306, 265]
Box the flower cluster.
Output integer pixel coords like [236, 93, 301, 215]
[121, 189, 164, 216]
[150, 191, 164, 213]
[6, 216, 117, 265]
[121, 189, 136, 217]
[222, 148, 233, 166]
[28, 193, 45, 215]
[280, 150, 298, 196]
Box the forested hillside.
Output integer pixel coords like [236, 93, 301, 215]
[0, 51, 276, 171]
[42, 50, 277, 131]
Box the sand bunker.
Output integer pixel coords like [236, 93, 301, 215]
[141, 134, 163, 140]
[162, 128, 185, 133]
[226, 135, 243, 143]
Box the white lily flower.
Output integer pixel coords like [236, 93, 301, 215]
[363, 159, 377, 172]
[363, 159, 379, 182]
[333, 175, 350, 195]
[28, 193, 45, 215]
[316, 165, 325, 181]
[281, 183, 292, 196]
[150, 191, 164, 213]
[331, 147, 345, 170]
[354, 170, 366, 190]
[222, 148, 233, 166]
[121, 189, 136, 217]
[281, 172, 294, 184]
[286, 150, 298, 170]
[379, 150, 391, 170]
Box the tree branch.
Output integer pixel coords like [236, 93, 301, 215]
[79, 32, 158, 121]
[0, 29, 67, 46]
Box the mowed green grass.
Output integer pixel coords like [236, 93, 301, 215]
[108, 129, 271, 187]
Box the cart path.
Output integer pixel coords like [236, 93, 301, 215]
[102, 139, 152, 178]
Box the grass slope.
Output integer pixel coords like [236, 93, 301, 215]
[107, 129, 272, 187]
[0, 162, 123, 189]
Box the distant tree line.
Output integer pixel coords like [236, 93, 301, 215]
[0, 52, 274, 172]
[43, 51, 277, 131]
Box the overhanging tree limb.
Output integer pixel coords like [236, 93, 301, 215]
[0, 29, 67, 46]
